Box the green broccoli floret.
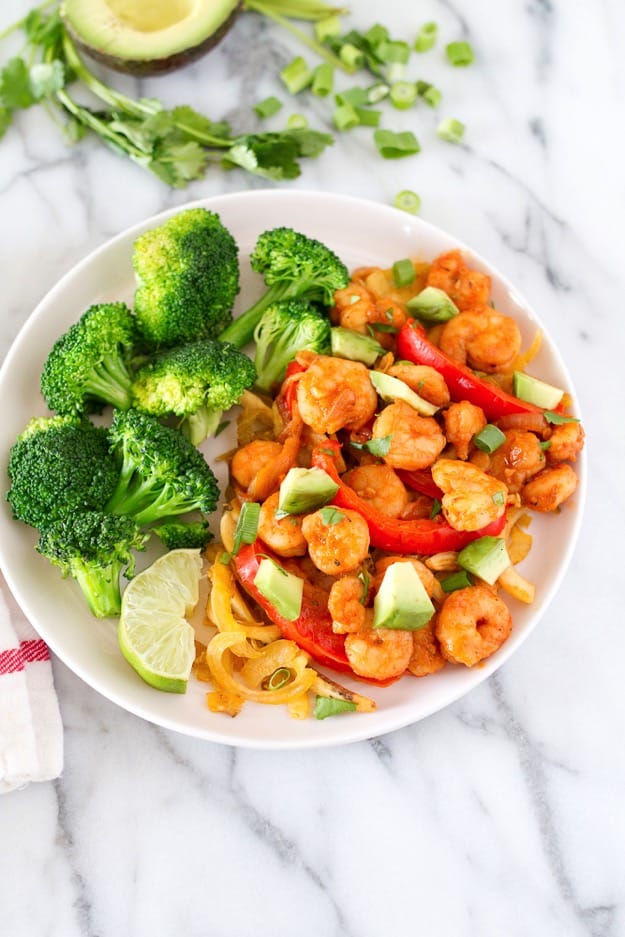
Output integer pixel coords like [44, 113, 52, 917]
[131, 339, 256, 446]
[151, 519, 213, 550]
[40, 302, 137, 415]
[218, 227, 349, 350]
[105, 409, 219, 526]
[133, 208, 239, 349]
[7, 416, 118, 529]
[253, 299, 331, 393]
[36, 511, 147, 618]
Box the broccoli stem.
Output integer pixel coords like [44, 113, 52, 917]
[72, 560, 124, 618]
[85, 355, 134, 411]
[106, 475, 204, 528]
[218, 284, 294, 349]
[181, 408, 223, 447]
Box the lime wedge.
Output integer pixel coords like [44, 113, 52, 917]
[118, 549, 203, 693]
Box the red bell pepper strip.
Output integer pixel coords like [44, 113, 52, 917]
[396, 469, 443, 500]
[396, 319, 542, 421]
[312, 442, 506, 554]
[234, 541, 353, 674]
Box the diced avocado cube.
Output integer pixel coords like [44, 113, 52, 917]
[457, 536, 510, 586]
[370, 370, 438, 416]
[373, 561, 435, 630]
[330, 327, 385, 366]
[277, 467, 339, 517]
[513, 371, 564, 409]
[254, 558, 303, 621]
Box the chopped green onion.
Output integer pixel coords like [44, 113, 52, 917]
[254, 96, 283, 118]
[393, 189, 421, 214]
[378, 39, 411, 64]
[441, 570, 474, 593]
[367, 322, 398, 334]
[319, 506, 346, 526]
[312, 63, 334, 97]
[540, 440, 552, 451]
[280, 56, 313, 95]
[544, 411, 580, 425]
[287, 113, 308, 129]
[437, 117, 465, 143]
[335, 86, 369, 107]
[389, 80, 417, 110]
[219, 551, 232, 565]
[392, 258, 416, 287]
[339, 42, 365, 70]
[417, 82, 442, 108]
[492, 491, 505, 506]
[262, 667, 293, 691]
[407, 286, 459, 322]
[214, 419, 230, 437]
[315, 14, 342, 42]
[357, 569, 371, 605]
[232, 500, 261, 556]
[374, 129, 421, 158]
[354, 106, 381, 127]
[430, 498, 442, 519]
[446, 40, 475, 66]
[414, 22, 438, 53]
[364, 23, 389, 47]
[333, 103, 360, 130]
[366, 81, 390, 104]
[314, 696, 358, 719]
[473, 424, 506, 453]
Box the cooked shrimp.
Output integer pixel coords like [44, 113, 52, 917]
[546, 421, 585, 464]
[431, 458, 508, 531]
[426, 249, 491, 313]
[296, 355, 378, 435]
[345, 628, 413, 681]
[231, 440, 283, 491]
[488, 430, 546, 493]
[407, 617, 446, 677]
[372, 401, 446, 471]
[333, 281, 373, 313]
[443, 401, 487, 460]
[374, 556, 442, 602]
[521, 464, 578, 512]
[257, 492, 307, 558]
[388, 362, 450, 407]
[439, 310, 522, 373]
[436, 585, 512, 666]
[342, 464, 409, 518]
[301, 507, 370, 575]
[338, 296, 408, 349]
[328, 575, 369, 634]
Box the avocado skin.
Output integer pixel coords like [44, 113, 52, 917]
[62, 2, 243, 76]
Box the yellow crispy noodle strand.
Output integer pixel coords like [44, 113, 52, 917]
[512, 329, 543, 373]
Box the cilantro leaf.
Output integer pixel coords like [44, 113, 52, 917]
[0, 58, 35, 109]
[0, 107, 12, 141]
[29, 61, 65, 100]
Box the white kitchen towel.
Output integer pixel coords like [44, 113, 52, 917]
[0, 578, 63, 794]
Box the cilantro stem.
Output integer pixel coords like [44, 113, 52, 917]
[0, 0, 56, 43]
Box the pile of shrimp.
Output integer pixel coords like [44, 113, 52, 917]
[196, 249, 584, 719]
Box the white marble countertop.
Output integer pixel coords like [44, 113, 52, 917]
[1, 1, 624, 934]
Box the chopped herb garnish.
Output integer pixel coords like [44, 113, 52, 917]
[367, 321, 399, 334]
[473, 424, 506, 453]
[393, 189, 421, 214]
[414, 22, 438, 53]
[389, 80, 417, 110]
[437, 117, 465, 143]
[430, 498, 442, 519]
[392, 258, 416, 287]
[311, 63, 334, 97]
[352, 435, 393, 457]
[254, 96, 283, 118]
[540, 439, 552, 451]
[544, 411, 580, 425]
[319, 506, 346, 526]
[357, 569, 371, 604]
[219, 551, 232, 565]
[446, 40, 475, 66]
[333, 103, 360, 130]
[231, 501, 260, 556]
[314, 696, 358, 719]
[280, 56, 313, 94]
[441, 570, 474, 593]
[492, 491, 505, 506]
[214, 419, 231, 437]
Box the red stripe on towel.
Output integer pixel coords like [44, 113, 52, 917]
[0, 639, 50, 675]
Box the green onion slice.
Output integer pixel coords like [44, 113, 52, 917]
[232, 501, 261, 556]
[335, 86, 369, 107]
[437, 117, 465, 143]
[492, 491, 505, 506]
[333, 103, 360, 130]
[374, 129, 421, 158]
[441, 570, 474, 593]
[392, 258, 416, 287]
[417, 82, 442, 108]
[262, 667, 293, 691]
[393, 189, 421, 214]
[354, 106, 381, 127]
[446, 40, 475, 66]
[280, 56, 313, 95]
[366, 81, 390, 104]
[315, 14, 342, 42]
[390, 80, 417, 110]
[407, 286, 459, 322]
[312, 63, 334, 97]
[314, 696, 358, 719]
[414, 21, 438, 52]
[254, 96, 282, 118]
[378, 39, 411, 64]
[339, 42, 365, 70]
[473, 424, 506, 453]
[287, 113, 308, 129]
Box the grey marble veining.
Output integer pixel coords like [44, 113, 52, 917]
[1, 1, 624, 934]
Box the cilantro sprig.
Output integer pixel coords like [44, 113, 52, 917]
[0, 5, 333, 187]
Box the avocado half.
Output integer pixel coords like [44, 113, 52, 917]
[61, 0, 243, 76]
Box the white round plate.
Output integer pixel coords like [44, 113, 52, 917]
[0, 190, 586, 748]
